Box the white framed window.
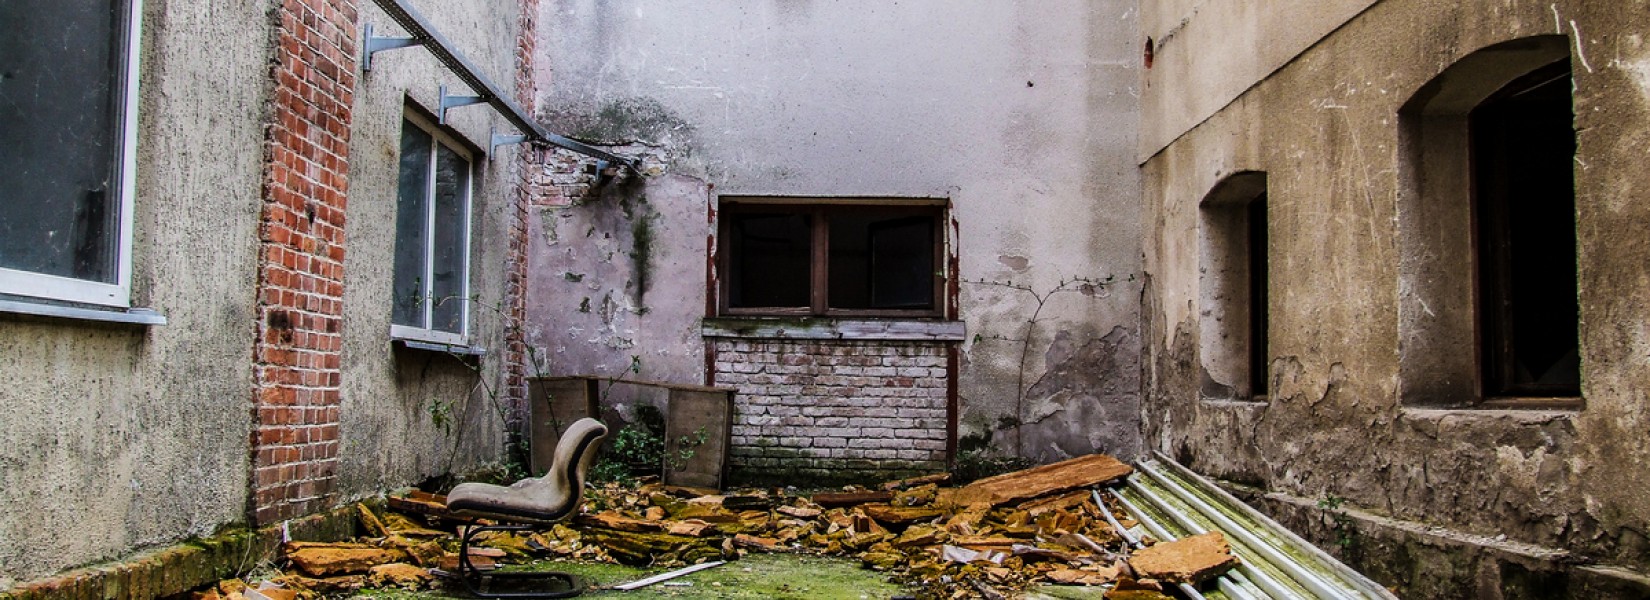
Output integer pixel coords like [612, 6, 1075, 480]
[389, 111, 473, 346]
[0, 0, 143, 307]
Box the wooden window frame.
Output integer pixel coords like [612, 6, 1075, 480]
[716, 198, 947, 319]
[1469, 59, 1581, 401]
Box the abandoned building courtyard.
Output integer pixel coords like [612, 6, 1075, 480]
[4, 0, 1650, 598]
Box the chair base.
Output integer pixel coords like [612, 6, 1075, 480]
[457, 522, 584, 598]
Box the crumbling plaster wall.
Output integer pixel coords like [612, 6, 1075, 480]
[335, 0, 526, 497]
[535, 0, 1145, 462]
[1140, 0, 1650, 589]
[0, 0, 275, 585]
[522, 171, 713, 422]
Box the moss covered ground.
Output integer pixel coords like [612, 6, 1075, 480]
[351, 553, 908, 600]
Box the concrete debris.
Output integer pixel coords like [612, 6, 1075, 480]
[280, 542, 408, 578]
[184, 452, 1392, 598]
[1127, 531, 1240, 584]
[952, 454, 1134, 507]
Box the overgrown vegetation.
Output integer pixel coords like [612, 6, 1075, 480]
[1317, 493, 1358, 551]
[949, 429, 1035, 485]
[590, 404, 666, 482]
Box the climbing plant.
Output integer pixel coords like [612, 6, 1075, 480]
[966, 273, 1133, 456]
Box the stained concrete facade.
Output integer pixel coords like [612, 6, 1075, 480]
[528, 0, 1146, 470]
[1140, 0, 1650, 595]
[7, 0, 1650, 595]
[0, 0, 528, 587]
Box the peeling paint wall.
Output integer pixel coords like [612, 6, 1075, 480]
[522, 172, 712, 422]
[535, 0, 1145, 464]
[1141, 0, 1650, 593]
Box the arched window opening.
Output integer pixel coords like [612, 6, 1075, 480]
[1198, 171, 1268, 402]
[1397, 35, 1580, 407]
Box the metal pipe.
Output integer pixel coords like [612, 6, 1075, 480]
[1102, 490, 1207, 600]
[1118, 483, 1299, 600]
[1150, 454, 1396, 599]
[367, 0, 636, 168]
[1136, 462, 1353, 600]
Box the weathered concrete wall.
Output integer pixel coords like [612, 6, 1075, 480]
[0, 0, 276, 585]
[335, 0, 527, 497]
[1140, 0, 1650, 592]
[536, 0, 1145, 464]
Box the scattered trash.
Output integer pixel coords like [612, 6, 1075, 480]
[186, 452, 1388, 599]
[612, 560, 727, 591]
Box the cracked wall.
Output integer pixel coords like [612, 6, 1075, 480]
[1141, 0, 1650, 594]
[534, 0, 1147, 464]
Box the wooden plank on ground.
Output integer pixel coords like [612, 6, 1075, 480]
[952, 454, 1132, 507]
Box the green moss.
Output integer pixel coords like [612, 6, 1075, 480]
[348, 554, 904, 600]
[629, 214, 655, 304]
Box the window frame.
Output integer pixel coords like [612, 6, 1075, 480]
[716, 197, 948, 319]
[388, 110, 475, 346]
[1469, 59, 1580, 400]
[1395, 34, 1582, 409]
[0, 0, 144, 308]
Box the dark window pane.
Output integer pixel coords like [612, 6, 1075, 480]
[391, 124, 433, 328]
[1246, 196, 1268, 397]
[829, 214, 934, 310]
[0, 0, 127, 283]
[1472, 61, 1579, 395]
[430, 143, 469, 334]
[728, 212, 811, 308]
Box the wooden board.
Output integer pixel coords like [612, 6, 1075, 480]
[663, 388, 733, 490]
[527, 377, 600, 476]
[952, 454, 1133, 507]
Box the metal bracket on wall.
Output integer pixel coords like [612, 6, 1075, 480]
[438, 85, 486, 125]
[489, 128, 530, 155]
[360, 23, 424, 72]
[365, 0, 637, 169]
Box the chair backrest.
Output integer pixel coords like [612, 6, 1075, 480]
[545, 418, 607, 519]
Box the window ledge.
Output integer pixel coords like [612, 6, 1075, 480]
[392, 337, 486, 357]
[1401, 404, 1580, 425]
[0, 299, 166, 326]
[1199, 397, 1269, 408]
[702, 317, 965, 342]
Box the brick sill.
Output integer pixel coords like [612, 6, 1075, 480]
[701, 317, 966, 342]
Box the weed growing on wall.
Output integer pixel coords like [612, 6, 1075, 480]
[1317, 493, 1359, 552]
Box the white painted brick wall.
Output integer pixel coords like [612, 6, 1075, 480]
[714, 338, 950, 482]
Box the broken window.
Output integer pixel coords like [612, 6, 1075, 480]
[719, 199, 945, 318]
[1471, 59, 1580, 397]
[390, 113, 473, 345]
[0, 0, 141, 306]
[1198, 172, 1268, 402]
[1397, 35, 1580, 407]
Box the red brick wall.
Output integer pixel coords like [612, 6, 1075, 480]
[712, 338, 952, 483]
[250, 0, 359, 525]
[503, 0, 540, 419]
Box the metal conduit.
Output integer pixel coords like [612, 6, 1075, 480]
[1114, 485, 1301, 599]
[367, 0, 636, 168]
[1134, 463, 1355, 600]
[1097, 489, 1207, 600]
[1149, 454, 1394, 599]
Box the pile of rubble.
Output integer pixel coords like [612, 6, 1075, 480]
[194, 454, 1245, 599]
